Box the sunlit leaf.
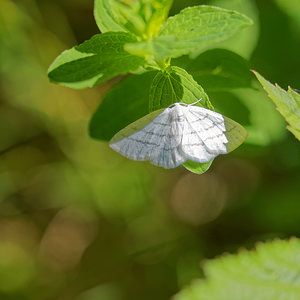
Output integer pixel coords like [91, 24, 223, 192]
[48, 32, 144, 89]
[158, 5, 253, 58]
[175, 239, 300, 300]
[254, 71, 300, 140]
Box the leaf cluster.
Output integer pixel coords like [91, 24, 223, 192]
[48, 0, 253, 173]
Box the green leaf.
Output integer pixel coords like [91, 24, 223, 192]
[149, 66, 213, 112]
[253, 71, 300, 140]
[289, 126, 300, 140]
[156, 5, 253, 58]
[183, 160, 213, 175]
[185, 49, 252, 91]
[94, 0, 126, 33]
[89, 71, 157, 141]
[175, 238, 300, 300]
[48, 32, 145, 89]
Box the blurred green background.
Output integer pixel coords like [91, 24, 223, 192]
[0, 0, 300, 299]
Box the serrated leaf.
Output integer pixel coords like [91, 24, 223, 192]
[89, 71, 157, 141]
[156, 5, 253, 58]
[289, 127, 300, 140]
[126, 6, 253, 61]
[175, 239, 300, 300]
[48, 32, 145, 89]
[253, 71, 300, 140]
[149, 66, 213, 112]
[160, 5, 253, 42]
[94, 0, 126, 33]
[185, 49, 252, 91]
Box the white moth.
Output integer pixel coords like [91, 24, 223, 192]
[110, 101, 244, 169]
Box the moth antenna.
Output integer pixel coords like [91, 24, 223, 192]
[189, 98, 202, 106]
[168, 102, 188, 108]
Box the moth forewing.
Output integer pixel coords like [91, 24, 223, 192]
[110, 108, 165, 144]
[223, 116, 248, 153]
